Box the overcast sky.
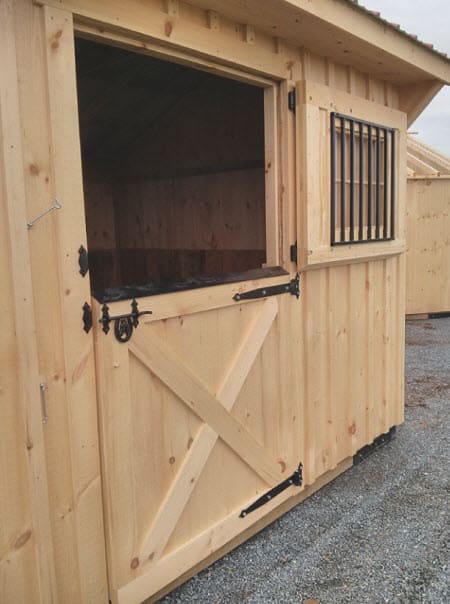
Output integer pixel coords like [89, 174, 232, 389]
[360, 0, 450, 156]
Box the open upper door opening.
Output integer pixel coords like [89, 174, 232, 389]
[74, 38, 281, 302]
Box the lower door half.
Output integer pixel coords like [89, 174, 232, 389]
[92, 278, 302, 603]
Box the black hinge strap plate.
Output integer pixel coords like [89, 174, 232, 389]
[99, 298, 152, 343]
[78, 245, 89, 277]
[82, 302, 92, 333]
[290, 242, 298, 263]
[233, 274, 300, 302]
[288, 89, 296, 113]
[239, 463, 303, 518]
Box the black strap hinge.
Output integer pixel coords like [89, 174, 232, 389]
[239, 463, 303, 518]
[233, 274, 300, 302]
[288, 89, 296, 113]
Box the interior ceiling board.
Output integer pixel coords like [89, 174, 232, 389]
[75, 38, 210, 158]
[186, 0, 450, 84]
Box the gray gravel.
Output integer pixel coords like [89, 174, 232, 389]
[160, 317, 450, 604]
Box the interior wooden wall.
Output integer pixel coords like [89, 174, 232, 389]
[406, 177, 450, 314]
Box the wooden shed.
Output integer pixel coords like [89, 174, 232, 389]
[406, 135, 450, 316]
[1, 1, 450, 602]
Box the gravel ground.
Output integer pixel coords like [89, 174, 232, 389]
[161, 317, 450, 604]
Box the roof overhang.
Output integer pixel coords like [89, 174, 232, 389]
[189, 0, 450, 86]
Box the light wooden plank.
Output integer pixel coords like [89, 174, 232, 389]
[130, 331, 283, 486]
[94, 326, 137, 592]
[264, 86, 280, 266]
[406, 178, 450, 314]
[42, 5, 108, 600]
[0, 1, 57, 600]
[34, 0, 294, 80]
[348, 263, 368, 451]
[13, 2, 88, 599]
[139, 298, 279, 562]
[395, 254, 406, 426]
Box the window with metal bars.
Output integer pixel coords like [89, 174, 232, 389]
[330, 112, 396, 245]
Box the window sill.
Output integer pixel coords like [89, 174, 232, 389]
[299, 239, 406, 271]
[93, 266, 288, 303]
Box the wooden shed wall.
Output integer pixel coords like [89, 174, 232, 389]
[1, 1, 406, 602]
[406, 177, 450, 315]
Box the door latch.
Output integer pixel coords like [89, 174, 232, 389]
[99, 298, 152, 343]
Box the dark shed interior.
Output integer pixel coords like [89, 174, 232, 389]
[75, 38, 268, 299]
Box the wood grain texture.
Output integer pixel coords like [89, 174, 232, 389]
[0, 2, 57, 601]
[406, 177, 450, 314]
[3, 1, 411, 602]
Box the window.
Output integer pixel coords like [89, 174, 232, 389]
[330, 112, 396, 245]
[75, 38, 279, 300]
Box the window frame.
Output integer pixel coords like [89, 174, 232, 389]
[330, 111, 397, 246]
[296, 80, 407, 270]
[74, 27, 282, 297]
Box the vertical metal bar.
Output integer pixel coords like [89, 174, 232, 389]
[375, 126, 380, 239]
[359, 121, 364, 241]
[383, 128, 388, 239]
[331, 113, 336, 244]
[340, 116, 346, 242]
[390, 130, 396, 239]
[367, 125, 372, 239]
[349, 119, 355, 241]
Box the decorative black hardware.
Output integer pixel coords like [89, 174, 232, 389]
[290, 242, 298, 263]
[82, 302, 92, 333]
[239, 463, 303, 518]
[78, 245, 89, 277]
[353, 426, 396, 465]
[233, 274, 300, 302]
[99, 298, 152, 343]
[288, 89, 296, 113]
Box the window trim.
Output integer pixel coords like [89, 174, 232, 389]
[74, 25, 281, 295]
[296, 80, 407, 270]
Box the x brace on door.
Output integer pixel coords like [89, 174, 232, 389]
[132, 298, 295, 563]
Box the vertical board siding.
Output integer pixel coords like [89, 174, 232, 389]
[406, 178, 450, 314]
[0, 117, 41, 604]
[301, 256, 404, 485]
[4, 2, 109, 602]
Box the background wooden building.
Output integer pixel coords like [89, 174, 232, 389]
[406, 135, 450, 316]
[1, 1, 449, 602]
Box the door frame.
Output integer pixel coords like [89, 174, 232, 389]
[73, 21, 283, 271]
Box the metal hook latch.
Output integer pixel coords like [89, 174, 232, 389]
[27, 199, 62, 229]
[99, 298, 152, 343]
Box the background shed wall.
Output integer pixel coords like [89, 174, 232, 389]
[406, 177, 450, 315]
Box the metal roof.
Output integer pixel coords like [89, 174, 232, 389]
[347, 0, 449, 62]
[407, 135, 450, 177]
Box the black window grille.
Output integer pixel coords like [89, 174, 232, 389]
[330, 112, 396, 245]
